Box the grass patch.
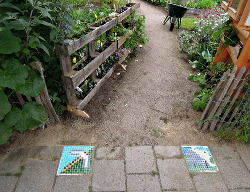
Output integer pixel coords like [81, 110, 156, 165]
[180, 18, 198, 30]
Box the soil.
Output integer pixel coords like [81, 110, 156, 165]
[1, 0, 248, 155]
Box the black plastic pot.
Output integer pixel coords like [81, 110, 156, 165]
[163, 3, 188, 31]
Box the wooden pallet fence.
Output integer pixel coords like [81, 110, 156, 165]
[57, 3, 140, 117]
[199, 66, 250, 130]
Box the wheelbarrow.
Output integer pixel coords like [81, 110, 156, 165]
[163, 3, 188, 31]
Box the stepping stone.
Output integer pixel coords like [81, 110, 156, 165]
[126, 146, 157, 173]
[15, 160, 57, 192]
[217, 159, 250, 189]
[92, 160, 125, 191]
[127, 174, 161, 192]
[193, 174, 228, 192]
[95, 147, 123, 159]
[157, 159, 194, 191]
[154, 146, 182, 159]
[54, 176, 90, 192]
[0, 176, 18, 192]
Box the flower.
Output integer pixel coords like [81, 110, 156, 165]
[73, 57, 77, 63]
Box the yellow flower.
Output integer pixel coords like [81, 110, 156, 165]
[94, 13, 98, 19]
[97, 40, 101, 44]
[72, 57, 77, 63]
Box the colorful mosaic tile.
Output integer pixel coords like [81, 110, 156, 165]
[57, 146, 94, 175]
[182, 146, 219, 173]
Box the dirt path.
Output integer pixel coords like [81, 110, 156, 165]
[3, 0, 245, 152]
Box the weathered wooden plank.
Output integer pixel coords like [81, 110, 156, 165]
[62, 76, 79, 107]
[117, 32, 131, 48]
[210, 67, 245, 130]
[216, 67, 249, 130]
[89, 40, 100, 57]
[77, 67, 114, 109]
[31, 62, 61, 123]
[56, 45, 72, 76]
[71, 41, 117, 88]
[65, 18, 118, 55]
[205, 67, 238, 131]
[130, 2, 140, 11]
[199, 70, 230, 129]
[118, 8, 131, 23]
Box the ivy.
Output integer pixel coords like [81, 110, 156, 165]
[0, 89, 11, 121]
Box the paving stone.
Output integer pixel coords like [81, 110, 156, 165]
[157, 159, 193, 191]
[92, 160, 125, 191]
[193, 174, 228, 192]
[15, 160, 57, 192]
[54, 176, 90, 192]
[230, 190, 250, 192]
[0, 148, 30, 174]
[237, 147, 250, 171]
[217, 159, 250, 189]
[28, 146, 63, 160]
[165, 191, 195, 192]
[210, 146, 240, 160]
[95, 147, 123, 159]
[0, 176, 18, 192]
[126, 146, 157, 173]
[127, 174, 161, 192]
[154, 146, 182, 159]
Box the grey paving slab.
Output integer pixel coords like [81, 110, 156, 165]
[165, 191, 196, 192]
[95, 147, 123, 160]
[0, 147, 30, 174]
[193, 174, 228, 192]
[210, 146, 240, 160]
[230, 190, 250, 192]
[157, 159, 194, 191]
[217, 159, 250, 189]
[54, 176, 90, 192]
[154, 146, 182, 159]
[0, 176, 18, 192]
[92, 160, 125, 191]
[126, 146, 157, 173]
[127, 174, 161, 192]
[28, 146, 63, 160]
[237, 148, 250, 171]
[15, 160, 57, 192]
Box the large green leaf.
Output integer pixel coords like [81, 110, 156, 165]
[0, 30, 21, 54]
[15, 69, 45, 97]
[0, 123, 13, 145]
[4, 108, 22, 127]
[14, 102, 48, 131]
[0, 89, 11, 121]
[0, 59, 28, 89]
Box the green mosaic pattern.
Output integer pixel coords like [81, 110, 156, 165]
[57, 146, 94, 175]
[182, 146, 219, 172]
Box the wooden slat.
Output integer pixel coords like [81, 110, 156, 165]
[130, 2, 140, 11]
[71, 41, 117, 88]
[118, 8, 131, 23]
[206, 67, 237, 131]
[117, 32, 131, 48]
[62, 76, 79, 107]
[77, 48, 131, 110]
[65, 18, 118, 55]
[199, 71, 230, 129]
[77, 67, 114, 109]
[217, 67, 250, 129]
[233, 23, 249, 44]
[31, 62, 61, 123]
[209, 67, 246, 130]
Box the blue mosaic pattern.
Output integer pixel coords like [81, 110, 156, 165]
[57, 146, 94, 175]
[182, 146, 219, 172]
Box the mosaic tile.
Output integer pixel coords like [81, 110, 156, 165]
[57, 146, 94, 175]
[182, 146, 218, 172]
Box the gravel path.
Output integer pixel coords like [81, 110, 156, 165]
[3, 0, 243, 151]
